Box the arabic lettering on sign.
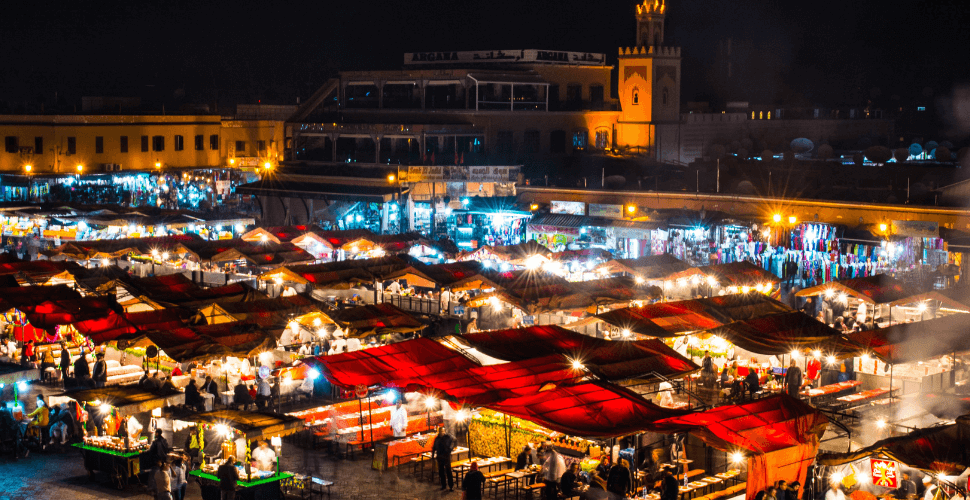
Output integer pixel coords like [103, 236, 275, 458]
[870, 459, 899, 489]
[404, 49, 607, 66]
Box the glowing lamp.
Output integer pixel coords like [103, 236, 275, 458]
[152, 408, 162, 417]
[875, 419, 886, 429]
[812, 350, 821, 359]
[706, 276, 717, 287]
[425, 397, 436, 409]
[270, 436, 282, 447]
[100, 403, 112, 414]
[861, 354, 870, 362]
[755, 284, 764, 292]
[571, 359, 584, 370]
[772, 213, 782, 223]
[731, 452, 744, 464]
[17, 381, 28, 391]
[626, 204, 637, 214]
[529, 204, 539, 211]
[264, 162, 272, 170]
[307, 369, 321, 381]
[790, 350, 800, 359]
[387, 174, 395, 182]
[456, 410, 470, 423]
[879, 223, 888, 232]
[24, 165, 32, 172]
[155, 162, 161, 169]
[823, 289, 834, 299]
[621, 329, 632, 338]
[215, 424, 232, 438]
[384, 390, 398, 404]
[635, 276, 645, 284]
[741, 286, 750, 294]
[76, 164, 83, 172]
[827, 355, 837, 365]
[917, 302, 927, 313]
[312, 318, 322, 327]
[229, 158, 236, 165]
[830, 472, 845, 485]
[788, 216, 797, 224]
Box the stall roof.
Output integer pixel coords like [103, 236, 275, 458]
[711, 312, 860, 357]
[179, 409, 305, 440]
[596, 294, 793, 338]
[144, 321, 278, 362]
[317, 337, 479, 388]
[110, 274, 262, 308]
[382, 261, 484, 288]
[198, 295, 318, 327]
[73, 308, 195, 345]
[60, 385, 184, 416]
[794, 274, 917, 304]
[261, 255, 411, 286]
[817, 415, 970, 475]
[650, 394, 827, 454]
[328, 303, 424, 338]
[845, 314, 970, 363]
[486, 380, 685, 438]
[460, 325, 699, 382]
[241, 224, 326, 244]
[596, 254, 691, 281]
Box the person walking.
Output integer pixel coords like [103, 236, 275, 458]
[154, 461, 172, 500]
[661, 466, 680, 500]
[217, 457, 239, 500]
[431, 427, 455, 491]
[59, 344, 71, 385]
[170, 455, 187, 500]
[607, 458, 633, 498]
[541, 441, 566, 500]
[463, 461, 486, 500]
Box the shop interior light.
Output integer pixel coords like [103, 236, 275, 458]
[529, 204, 539, 211]
[823, 289, 834, 299]
[812, 350, 821, 359]
[76, 164, 83, 172]
[264, 162, 272, 170]
[875, 419, 886, 429]
[731, 452, 744, 464]
[621, 329, 632, 338]
[571, 359, 585, 370]
[706, 276, 717, 287]
[773, 213, 782, 223]
[827, 355, 837, 365]
[216, 424, 232, 438]
[456, 410, 470, 422]
[387, 173, 395, 182]
[741, 286, 750, 294]
[24, 165, 31, 172]
[790, 350, 800, 359]
[155, 162, 161, 168]
[100, 403, 112, 414]
[307, 369, 321, 381]
[270, 436, 282, 447]
[861, 354, 870, 362]
[917, 302, 927, 313]
[425, 397, 436, 409]
[830, 472, 845, 485]
[635, 276, 645, 284]
[755, 284, 764, 292]
[879, 223, 888, 232]
[788, 216, 797, 224]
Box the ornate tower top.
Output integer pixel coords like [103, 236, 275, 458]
[636, 0, 665, 15]
[635, 0, 666, 47]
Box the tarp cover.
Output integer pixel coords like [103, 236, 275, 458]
[461, 325, 698, 382]
[317, 338, 478, 389]
[845, 314, 970, 363]
[795, 274, 917, 304]
[596, 254, 690, 281]
[668, 261, 781, 288]
[709, 312, 860, 356]
[177, 409, 305, 440]
[596, 294, 792, 338]
[650, 394, 828, 454]
[73, 308, 195, 344]
[144, 321, 277, 362]
[329, 303, 424, 337]
[817, 415, 970, 475]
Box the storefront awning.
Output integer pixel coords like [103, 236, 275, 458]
[179, 410, 305, 441]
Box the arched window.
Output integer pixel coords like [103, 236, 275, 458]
[662, 87, 669, 105]
[632, 88, 640, 105]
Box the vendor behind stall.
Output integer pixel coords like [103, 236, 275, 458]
[252, 440, 277, 471]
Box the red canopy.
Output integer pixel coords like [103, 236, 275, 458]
[596, 294, 792, 337]
[710, 312, 860, 356]
[73, 308, 194, 344]
[461, 325, 698, 382]
[488, 380, 684, 438]
[144, 321, 277, 362]
[650, 394, 828, 454]
[317, 338, 478, 389]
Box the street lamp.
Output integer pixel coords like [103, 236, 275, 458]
[772, 213, 782, 223]
[24, 165, 32, 173]
[788, 215, 797, 224]
[76, 164, 83, 173]
[264, 162, 272, 170]
[387, 173, 395, 183]
[155, 162, 161, 169]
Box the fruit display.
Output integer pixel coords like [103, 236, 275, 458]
[468, 410, 595, 458]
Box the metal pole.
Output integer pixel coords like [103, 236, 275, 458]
[716, 159, 720, 193]
[368, 399, 375, 450]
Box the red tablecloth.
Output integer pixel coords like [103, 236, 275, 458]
[386, 432, 437, 466]
[804, 380, 862, 397]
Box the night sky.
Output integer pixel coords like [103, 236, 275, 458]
[0, 0, 967, 112]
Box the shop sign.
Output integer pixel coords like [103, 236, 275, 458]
[522, 315, 535, 326]
[453, 305, 465, 316]
[891, 220, 938, 238]
[870, 459, 899, 488]
[355, 384, 368, 398]
[404, 49, 606, 66]
[405, 165, 519, 182]
[551, 201, 585, 216]
[589, 203, 623, 219]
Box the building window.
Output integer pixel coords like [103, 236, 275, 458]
[550, 130, 566, 154]
[120, 136, 128, 153]
[174, 135, 184, 151]
[152, 135, 165, 152]
[632, 88, 640, 105]
[4, 137, 17, 154]
[95, 136, 104, 154]
[595, 129, 610, 149]
[572, 131, 588, 151]
[524, 130, 540, 153]
[235, 141, 247, 154]
[34, 137, 43, 155]
[195, 135, 204, 151]
[566, 84, 582, 103]
[67, 137, 76, 155]
[662, 87, 669, 105]
[590, 85, 604, 105]
[257, 140, 267, 154]
[209, 135, 219, 150]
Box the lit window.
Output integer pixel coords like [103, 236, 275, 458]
[632, 88, 639, 105]
[917, 106, 926, 112]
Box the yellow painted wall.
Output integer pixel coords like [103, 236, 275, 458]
[220, 119, 286, 167]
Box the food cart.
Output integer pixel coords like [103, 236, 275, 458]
[61, 386, 184, 489]
[180, 409, 304, 500]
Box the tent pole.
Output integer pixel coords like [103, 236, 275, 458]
[368, 400, 375, 450]
[889, 357, 894, 422]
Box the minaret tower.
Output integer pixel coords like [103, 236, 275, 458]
[636, 0, 666, 47]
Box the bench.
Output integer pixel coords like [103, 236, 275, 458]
[523, 482, 545, 500]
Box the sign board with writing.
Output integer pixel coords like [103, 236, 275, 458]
[589, 204, 623, 219]
[551, 201, 585, 216]
[891, 220, 938, 238]
[870, 459, 899, 489]
[453, 305, 465, 316]
[522, 315, 535, 326]
[404, 49, 607, 67]
[405, 165, 520, 183]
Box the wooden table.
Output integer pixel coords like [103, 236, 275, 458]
[452, 456, 511, 488]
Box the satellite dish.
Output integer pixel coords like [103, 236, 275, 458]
[145, 345, 159, 359]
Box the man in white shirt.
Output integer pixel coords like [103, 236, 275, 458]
[389, 401, 408, 437]
[386, 281, 402, 294]
[825, 482, 846, 500]
[298, 342, 313, 357]
[542, 442, 567, 500]
[279, 328, 295, 349]
[252, 440, 277, 471]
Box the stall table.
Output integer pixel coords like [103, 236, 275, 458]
[73, 442, 149, 490]
[190, 467, 293, 500]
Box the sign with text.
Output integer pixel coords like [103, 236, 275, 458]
[589, 203, 623, 219]
[551, 201, 585, 216]
[405, 49, 607, 66]
[405, 165, 519, 183]
[870, 459, 899, 489]
[891, 220, 938, 238]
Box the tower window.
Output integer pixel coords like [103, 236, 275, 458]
[662, 87, 669, 105]
[632, 88, 640, 105]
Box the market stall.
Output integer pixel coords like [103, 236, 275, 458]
[181, 410, 304, 500]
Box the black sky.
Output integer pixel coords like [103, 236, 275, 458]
[1, 0, 967, 111]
